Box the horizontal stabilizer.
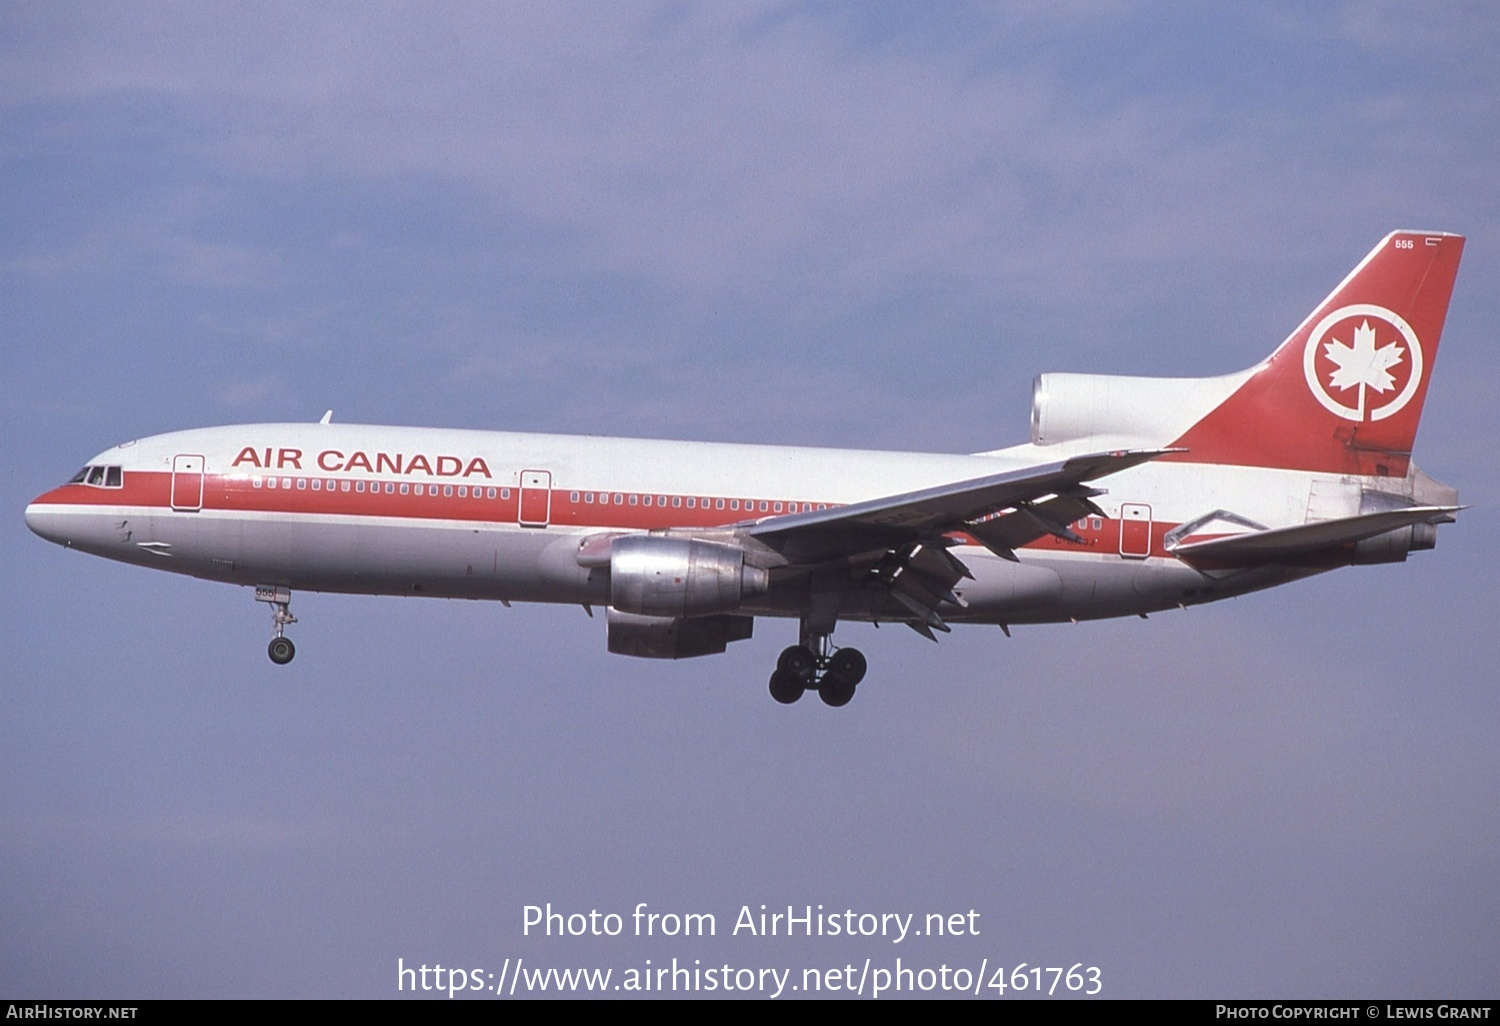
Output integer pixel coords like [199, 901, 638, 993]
[1169, 506, 1459, 566]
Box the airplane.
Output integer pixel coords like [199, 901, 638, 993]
[25, 230, 1464, 707]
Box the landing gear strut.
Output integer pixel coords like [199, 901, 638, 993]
[767, 628, 866, 707]
[256, 585, 298, 665]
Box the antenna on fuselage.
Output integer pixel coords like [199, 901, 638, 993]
[319, 410, 333, 425]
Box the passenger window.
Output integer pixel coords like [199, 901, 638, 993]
[629, 494, 638, 506]
[385, 482, 395, 494]
[342, 480, 351, 492]
[716, 498, 725, 510]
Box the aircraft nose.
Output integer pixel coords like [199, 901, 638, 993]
[25, 498, 68, 546]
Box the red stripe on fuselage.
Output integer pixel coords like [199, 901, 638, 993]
[31, 472, 1185, 559]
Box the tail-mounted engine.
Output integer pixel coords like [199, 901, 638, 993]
[1353, 485, 1448, 564]
[609, 535, 769, 618]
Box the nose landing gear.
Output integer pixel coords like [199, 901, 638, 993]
[256, 586, 298, 665]
[268, 635, 296, 665]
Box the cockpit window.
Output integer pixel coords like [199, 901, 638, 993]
[71, 465, 125, 488]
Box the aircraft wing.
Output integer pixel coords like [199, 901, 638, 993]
[738, 448, 1172, 638]
[1167, 505, 1461, 567]
[746, 449, 1172, 562]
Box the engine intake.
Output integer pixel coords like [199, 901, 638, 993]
[609, 535, 768, 617]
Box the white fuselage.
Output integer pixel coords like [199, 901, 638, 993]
[25, 421, 1346, 628]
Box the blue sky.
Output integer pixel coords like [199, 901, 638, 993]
[3, 2, 1497, 998]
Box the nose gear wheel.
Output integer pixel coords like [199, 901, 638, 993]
[255, 586, 298, 665]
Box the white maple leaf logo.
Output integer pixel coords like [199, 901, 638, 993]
[1323, 319, 1405, 420]
[1302, 304, 1424, 423]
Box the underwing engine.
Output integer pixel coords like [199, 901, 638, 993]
[606, 609, 754, 659]
[609, 535, 768, 618]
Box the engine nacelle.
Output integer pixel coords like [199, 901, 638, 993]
[609, 535, 769, 618]
[1352, 522, 1438, 565]
[607, 609, 754, 660]
[1352, 488, 1442, 564]
[1030, 371, 1244, 447]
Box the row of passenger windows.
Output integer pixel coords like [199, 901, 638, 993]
[244, 475, 820, 514]
[250, 477, 510, 499]
[69, 465, 124, 488]
[568, 491, 822, 514]
[69, 466, 1092, 526]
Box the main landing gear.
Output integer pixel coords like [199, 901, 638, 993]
[768, 633, 868, 707]
[256, 585, 298, 665]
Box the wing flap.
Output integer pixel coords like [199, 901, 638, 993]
[964, 494, 1102, 558]
[748, 449, 1173, 562]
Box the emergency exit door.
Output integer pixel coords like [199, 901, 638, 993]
[518, 470, 551, 527]
[1119, 503, 1152, 558]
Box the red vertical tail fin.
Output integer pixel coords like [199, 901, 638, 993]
[1168, 231, 1464, 476]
